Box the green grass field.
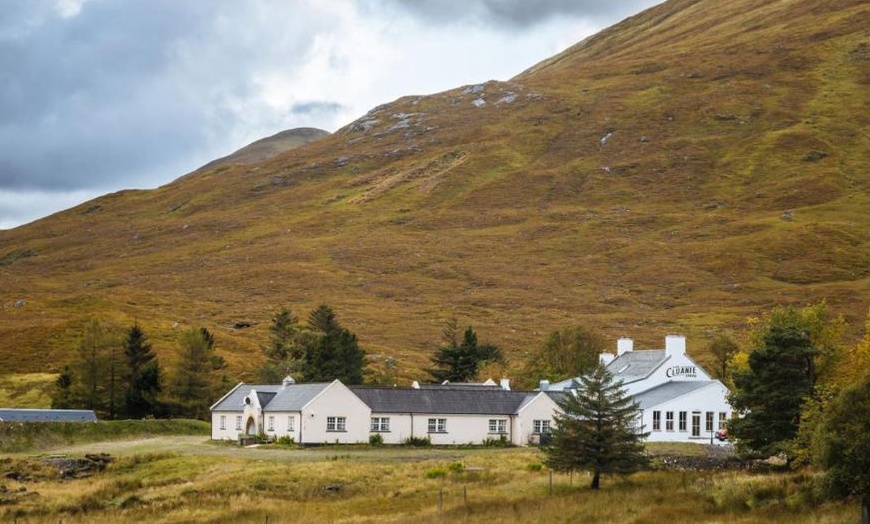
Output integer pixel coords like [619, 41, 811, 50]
[0, 423, 858, 523]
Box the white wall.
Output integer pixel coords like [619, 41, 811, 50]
[641, 382, 732, 444]
[514, 393, 561, 446]
[299, 381, 371, 444]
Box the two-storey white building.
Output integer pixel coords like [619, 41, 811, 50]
[546, 335, 732, 443]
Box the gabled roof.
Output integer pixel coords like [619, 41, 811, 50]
[632, 380, 719, 409]
[0, 409, 97, 422]
[210, 383, 331, 412]
[606, 350, 668, 383]
[349, 387, 535, 415]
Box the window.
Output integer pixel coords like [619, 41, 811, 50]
[652, 411, 661, 431]
[489, 419, 507, 434]
[718, 412, 727, 430]
[705, 412, 714, 433]
[327, 416, 347, 432]
[692, 412, 701, 437]
[533, 420, 551, 434]
[267, 416, 275, 432]
[288, 416, 295, 433]
[428, 418, 447, 433]
[371, 417, 390, 432]
[235, 415, 242, 431]
[679, 411, 687, 432]
[665, 411, 674, 431]
[219, 415, 226, 430]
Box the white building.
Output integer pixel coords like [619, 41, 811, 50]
[210, 378, 561, 446]
[546, 335, 733, 443]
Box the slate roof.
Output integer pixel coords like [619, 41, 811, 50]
[350, 387, 536, 415]
[210, 383, 331, 412]
[606, 350, 668, 382]
[632, 381, 716, 409]
[0, 409, 97, 422]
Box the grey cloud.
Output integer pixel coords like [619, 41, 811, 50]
[372, 0, 661, 28]
[291, 101, 344, 115]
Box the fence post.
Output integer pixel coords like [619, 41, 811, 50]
[464, 485, 467, 504]
[549, 470, 553, 496]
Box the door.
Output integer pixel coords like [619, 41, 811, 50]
[691, 412, 701, 437]
[246, 417, 257, 436]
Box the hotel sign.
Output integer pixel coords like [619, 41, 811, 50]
[666, 365, 698, 378]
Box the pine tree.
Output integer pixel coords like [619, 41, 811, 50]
[50, 365, 74, 409]
[544, 364, 649, 489]
[69, 319, 112, 415]
[427, 321, 504, 383]
[123, 324, 161, 418]
[729, 323, 819, 457]
[300, 305, 366, 384]
[169, 327, 225, 419]
[259, 307, 303, 383]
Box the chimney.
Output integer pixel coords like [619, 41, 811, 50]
[500, 378, 511, 390]
[666, 334, 686, 357]
[617, 337, 633, 356]
[281, 376, 295, 388]
[539, 379, 550, 391]
[599, 352, 615, 366]
[411, 380, 420, 389]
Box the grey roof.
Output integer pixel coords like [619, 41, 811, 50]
[350, 387, 536, 415]
[606, 350, 668, 382]
[0, 409, 97, 422]
[211, 383, 331, 412]
[632, 381, 716, 409]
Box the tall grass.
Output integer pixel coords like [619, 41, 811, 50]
[0, 419, 209, 453]
[0, 446, 857, 523]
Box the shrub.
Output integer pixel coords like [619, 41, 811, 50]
[425, 467, 447, 479]
[482, 435, 509, 447]
[448, 461, 466, 473]
[526, 462, 544, 472]
[369, 433, 384, 446]
[275, 435, 295, 446]
[404, 436, 431, 447]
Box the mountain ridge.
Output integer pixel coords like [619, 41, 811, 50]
[0, 0, 867, 381]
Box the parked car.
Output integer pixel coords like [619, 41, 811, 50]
[715, 428, 729, 441]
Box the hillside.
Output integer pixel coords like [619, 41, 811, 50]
[196, 127, 330, 170]
[0, 0, 867, 383]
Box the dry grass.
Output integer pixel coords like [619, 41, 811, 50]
[0, 0, 867, 386]
[0, 438, 858, 523]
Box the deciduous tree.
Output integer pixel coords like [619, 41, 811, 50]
[524, 326, 606, 385]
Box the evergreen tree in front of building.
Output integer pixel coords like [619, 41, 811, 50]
[544, 364, 649, 489]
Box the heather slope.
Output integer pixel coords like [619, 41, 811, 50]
[0, 0, 867, 383]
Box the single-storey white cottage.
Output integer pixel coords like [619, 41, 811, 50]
[545, 334, 733, 443]
[210, 378, 561, 446]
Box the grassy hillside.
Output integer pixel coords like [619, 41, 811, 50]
[0, 0, 867, 385]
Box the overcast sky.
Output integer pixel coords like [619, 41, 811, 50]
[0, 0, 661, 229]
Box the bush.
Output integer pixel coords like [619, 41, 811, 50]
[275, 435, 295, 446]
[526, 462, 544, 472]
[369, 433, 384, 446]
[404, 436, 431, 447]
[448, 461, 466, 473]
[482, 435, 509, 447]
[425, 467, 447, 479]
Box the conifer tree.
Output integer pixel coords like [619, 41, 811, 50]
[259, 307, 303, 383]
[729, 323, 819, 457]
[169, 327, 225, 419]
[544, 364, 649, 489]
[123, 324, 161, 418]
[300, 305, 365, 384]
[427, 320, 504, 383]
